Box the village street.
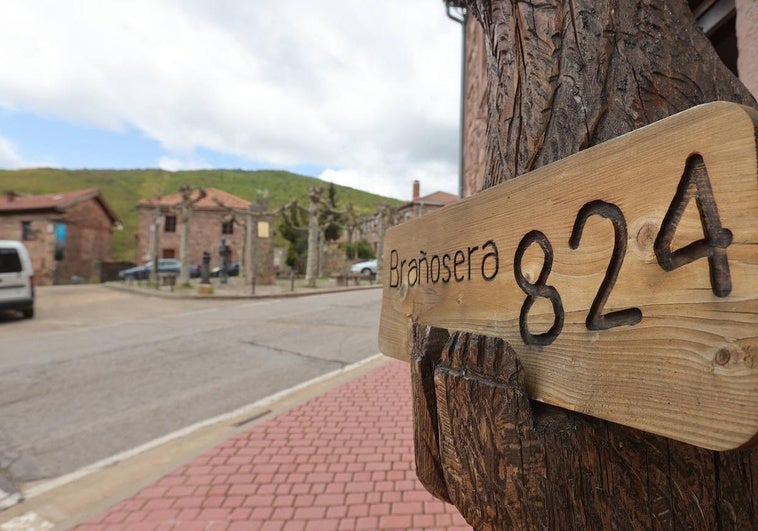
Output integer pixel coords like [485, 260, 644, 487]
[0, 285, 382, 488]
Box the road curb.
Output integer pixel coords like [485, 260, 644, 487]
[0, 475, 22, 511]
[104, 281, 381, 300]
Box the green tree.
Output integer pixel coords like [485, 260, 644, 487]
[278, 205, 308, 273]
[321, 182, 343, 242]
[341, 238, 375, 260]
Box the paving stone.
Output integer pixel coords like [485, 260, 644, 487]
[73, 361, 470, 530]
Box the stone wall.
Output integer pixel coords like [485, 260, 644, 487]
[0, 199, 114, 285]
[461, 14, 488, 199]
[136, 207, 245, 267]
[737, 0, 758, 97]
[0, 213, 55, 284]
[250, 218, 275, 284]
[136, 206, 275, 283]
[54, 199, 114, 284]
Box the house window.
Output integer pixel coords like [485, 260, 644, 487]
[54, 223, 67, 261]
[162, 249, 176, 258]
[222, 220, 234, 235]
[21, 221, 34, 241]
[164, 215, 177, 232]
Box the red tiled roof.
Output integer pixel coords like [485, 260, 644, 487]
[137, 187, 250, 210]
[415, 190, 458, 205]
[0, 188, 120, 224]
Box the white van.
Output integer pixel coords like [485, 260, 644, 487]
[0, 240, 34, 318]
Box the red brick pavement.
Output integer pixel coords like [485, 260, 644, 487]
[75, 360, 470, 530]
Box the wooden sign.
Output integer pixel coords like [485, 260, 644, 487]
[379, 102, 758, 451]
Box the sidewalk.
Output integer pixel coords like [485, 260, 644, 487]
[69, 360, 470, 530]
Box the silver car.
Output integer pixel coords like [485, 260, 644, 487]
[350, 259, 377, 276]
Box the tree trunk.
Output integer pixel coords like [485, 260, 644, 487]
[470, 0, 754, 189]
[149, 207, 161, 285]
[305, 187, 321, 288]
[412, 1, 757, 529]
[244, 212, 253, 286]
[178, 206, 191, 286]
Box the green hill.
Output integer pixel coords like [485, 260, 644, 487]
[0, 168, 402, 261]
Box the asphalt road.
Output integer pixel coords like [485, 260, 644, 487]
[0, 285, 382, 485]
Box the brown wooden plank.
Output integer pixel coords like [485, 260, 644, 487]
[379, 102, 758, 451]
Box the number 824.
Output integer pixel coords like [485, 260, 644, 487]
[515, 155, 733, 347]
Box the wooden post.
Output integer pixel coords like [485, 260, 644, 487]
[402, 1, 758, 528]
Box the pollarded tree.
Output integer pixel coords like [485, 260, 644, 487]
[175, 185, 206, 286]
[321, 182, 343, 243]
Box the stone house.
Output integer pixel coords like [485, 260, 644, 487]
[135, 187, 275, 282]
[0, 189, 121, 285]
[355, 180, 459, 253]
[395, 180, 459, 223]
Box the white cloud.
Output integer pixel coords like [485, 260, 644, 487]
[158, 155, 212, 173]
[0, 0, 462, 199]
[0, 135, 35, 169]
[0, 136, 24, 168]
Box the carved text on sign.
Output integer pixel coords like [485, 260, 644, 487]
[389, 157, 731, 347]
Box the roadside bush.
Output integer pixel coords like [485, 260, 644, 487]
[341, 239, 375, 260]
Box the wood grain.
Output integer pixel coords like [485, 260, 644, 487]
[427, 331, 758, 529]
[380, 102, 758, 451]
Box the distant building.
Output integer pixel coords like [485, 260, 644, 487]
[356, 180, 458, 252]
[135, 187, 274, 282]
[136, 187, 247, 265]
[395, 180, 459, 223]
[0, 189, 121, 285]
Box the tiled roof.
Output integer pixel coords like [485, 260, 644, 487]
[398, 190, 459, 211]
[0, 188, 120, 224]
[137, 187, 250, 210]
[415, 190, 458, 205]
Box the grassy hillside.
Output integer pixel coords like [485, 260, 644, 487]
[0, 168, 403, 261]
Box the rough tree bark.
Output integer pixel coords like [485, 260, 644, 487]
[413, 1, 757, 529]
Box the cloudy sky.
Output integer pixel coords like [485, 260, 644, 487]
[0, 1, 463, 200]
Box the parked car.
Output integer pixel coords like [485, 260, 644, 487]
[118, 259, 182, 281]
[211, 261, 240, 278]
[188, 263, 202, 278]
[0, 240, 35, 319]
[350, 259, 377, 276]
